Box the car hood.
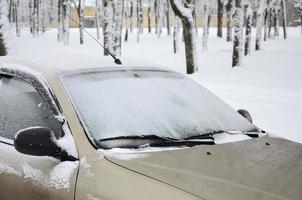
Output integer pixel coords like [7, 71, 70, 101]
[105, 136, 302, 200]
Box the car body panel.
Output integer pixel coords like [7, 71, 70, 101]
[75, 151, 202, 200]
[0, 142, 78, 200]
[1, 56, 302, 200]
[106, 136, 302, 200]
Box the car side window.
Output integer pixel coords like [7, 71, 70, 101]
[0, 76, 63, 140]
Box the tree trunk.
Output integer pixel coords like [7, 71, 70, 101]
[124, 1, 129, 41]
[14, 1, 21, 37]
[79, 0, 85, 44]
[173, 16, 180, 53]
[157, 0, 164, 38]
[103, 0, 113, 55]
[226, 0, 233, 42]
[232, 0, 244, 67]
[280, 0, 287, 39]
[62, 0, 70, 45]
[263, 0, 269, 41]
[244, 4, 252, 56]
[95, 0, 101, 39]
[202, 0, 209, 50]
[255, 0, 263, 51]
[130, 0, 133, 32]
[29, 0, 33, 34]
[268, 7, 272, 38]
[166, 0, 170, 35]
[57, 0, 63, 41]
[169, 0, 198, 74]
[112, 0, 123, 57]
[148, 0, 151, 33]
[217, 0, 223, 38]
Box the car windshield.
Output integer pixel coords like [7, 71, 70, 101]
[61, 69, 256, 146]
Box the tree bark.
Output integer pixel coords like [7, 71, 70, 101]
[169, 0, 199, 74]
[226, 0, 233, 42]
[202, 0, 209, 50]
[280, 0, 287, 39]
[217, 0, 223, 38]
[232, 0, 244, 67]
[244, 4, 252, 56]
[255, 0, 263, 51]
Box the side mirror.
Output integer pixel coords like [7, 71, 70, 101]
[237, 109, 253, 123]
[14, 127, 77, 161]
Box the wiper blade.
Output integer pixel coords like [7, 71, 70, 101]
[96, 134, 214, 149]
[183, 130, 223, 141]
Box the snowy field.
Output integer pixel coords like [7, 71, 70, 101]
[13, 27, 302, 143]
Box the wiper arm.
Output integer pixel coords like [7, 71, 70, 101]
[183, 130, 223, 141]
[96, 134, 214, 149]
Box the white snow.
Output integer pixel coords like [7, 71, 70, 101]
[0, 162, 22, 176]
[56, 123, 78, 158]
[0, 141, 78, 190]
[8, 27, 302, 144]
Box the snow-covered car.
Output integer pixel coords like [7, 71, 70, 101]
[0, 56, 301, 200]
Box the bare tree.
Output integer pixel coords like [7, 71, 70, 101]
[255, 0, 264, 50]
[263, 0, 269, 41]
[112, 0, 123, 57]
[232, 0, 244, 67]
[226, 0, 233, 42]
[148, 0, 152, 33]
[217, 0, 223, 37]
[170, 0, 199, 74]
[244, 2, 252, 55]
[103, 0, 113, 55]
[62, 0, 70, 45]
[71, 0, 86, 44]
[0, 0, 11, 55]
[280, 0, 287, 39]
[173, 16, 180, 53]
[95, 0, 101, 39]
[202, 0, 209, 50]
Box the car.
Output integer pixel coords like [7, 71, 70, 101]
[0, 55, 301, 200]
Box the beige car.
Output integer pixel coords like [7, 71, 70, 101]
[0, 56, 301, 200]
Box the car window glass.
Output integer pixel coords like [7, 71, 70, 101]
[0, 76, 62, 140]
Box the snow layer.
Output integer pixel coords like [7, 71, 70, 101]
[0, 142, 78, 190]
[11, 27, 302, 143]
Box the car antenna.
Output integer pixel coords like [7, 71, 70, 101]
[56, 6, 122, 65]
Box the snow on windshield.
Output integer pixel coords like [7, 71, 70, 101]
[61, 70, 256, 141]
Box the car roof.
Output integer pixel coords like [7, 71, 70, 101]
[0, 55, 173, 75]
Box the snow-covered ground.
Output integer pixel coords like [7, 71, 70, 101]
[13, 27, 302, 143]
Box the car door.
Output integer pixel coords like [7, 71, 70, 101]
[0, 71, 78, 200]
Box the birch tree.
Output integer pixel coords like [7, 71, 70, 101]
[232, 0, 244, 67]
[62, 0, 70, 45]
[112, 0, 123, 57]
[244, 2, 252, 55]
[173, 16, 180, 53]
[280, 0, 287, 39]
[71, 0, 86, 44]
[95, 0, 101, 39]
[57, 0, 63, 41]
[226, 0, 233, 41]
[0, 0, 12, 55]
[217, 0, 223, 37]
[202, 0, 209, 50]
[255, 0, 264, 50]
[170, 0, 199, 74]
[103, 0, 113, 55]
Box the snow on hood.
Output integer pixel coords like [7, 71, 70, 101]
[106, 136, 302, 200]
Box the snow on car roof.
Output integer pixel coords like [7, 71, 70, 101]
[0, 55, 172, 75]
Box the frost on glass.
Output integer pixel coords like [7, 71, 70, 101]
[0, 77, 62, 140]
[61, 70, 256, 141]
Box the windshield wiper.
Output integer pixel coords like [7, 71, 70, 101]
[96, 134, 214, 149]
